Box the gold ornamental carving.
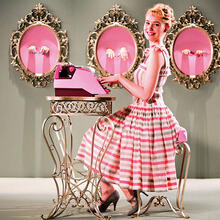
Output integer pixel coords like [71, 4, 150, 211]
[87, 4, 146, 88]
[10, 3, 69, 88]
[165, 6, 220, 89]
[47, 96, 115, 116]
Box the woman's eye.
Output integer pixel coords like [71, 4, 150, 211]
[155, 23, 160, 26]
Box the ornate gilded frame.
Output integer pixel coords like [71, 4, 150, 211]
[10, 3, 69, 88]
[165, 6, 220, 89]
[87, 4, 146, 88]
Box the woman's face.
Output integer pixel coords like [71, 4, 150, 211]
[144, 13, 167, 43]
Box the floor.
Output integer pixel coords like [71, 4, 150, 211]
[0, 178, 220, 220]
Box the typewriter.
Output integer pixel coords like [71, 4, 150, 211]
[54, 64, 109, 96]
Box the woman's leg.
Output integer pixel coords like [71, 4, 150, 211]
[100, 180, 115, 201]
[121, 187, 142, 216]
[121, 188, 136, 206]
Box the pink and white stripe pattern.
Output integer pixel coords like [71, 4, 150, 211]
[76, 46, 180, 192]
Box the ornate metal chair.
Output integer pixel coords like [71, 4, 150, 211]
[135, 131, 191, 219]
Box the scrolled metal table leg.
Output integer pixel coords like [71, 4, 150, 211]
[41, 115, 72, 219]
[42, 115, 114, 220]
[85, 116, 115, 220]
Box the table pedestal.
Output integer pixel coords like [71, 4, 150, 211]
[41, 96, 115, 220]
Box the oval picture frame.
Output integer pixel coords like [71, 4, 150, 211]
[87, 4, 146, 88]
[10, 3, 69, 88]
[165, 6, 220, 89]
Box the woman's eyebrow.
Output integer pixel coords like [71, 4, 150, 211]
[145, 20, 161, 24]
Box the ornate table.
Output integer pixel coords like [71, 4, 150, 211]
[41, 96, 115, 220]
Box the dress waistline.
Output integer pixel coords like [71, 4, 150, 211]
[133, 93, 164, 106]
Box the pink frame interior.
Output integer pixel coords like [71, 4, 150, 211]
[96, 26, 136, 75]
[19, 24, 59, 75]
[173, 27, 212, 76]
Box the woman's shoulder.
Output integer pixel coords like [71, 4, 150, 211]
[151, 45, 170, 66]
[145, 46, 167, 61]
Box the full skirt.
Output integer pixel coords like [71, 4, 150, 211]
[76, 102, 180, 192]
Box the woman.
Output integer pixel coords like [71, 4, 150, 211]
[76, 3, 186, 216]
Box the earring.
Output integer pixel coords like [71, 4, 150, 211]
[28, 45, 37, 54]
[195, 50, 204, 57]
[40, 46, 49, 55]
[182, 49, 194, 56]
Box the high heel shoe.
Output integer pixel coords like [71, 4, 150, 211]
[127, 190, 139, 216]
[89, 190, 120, 213]
[127, 190, 148, 216]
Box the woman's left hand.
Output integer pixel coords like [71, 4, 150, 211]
[99, 74, 121, 86]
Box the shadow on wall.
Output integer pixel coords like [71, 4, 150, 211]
[8, 62, 53, 177]
[167, 74, 220, 178]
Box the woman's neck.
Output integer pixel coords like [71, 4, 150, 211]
[149, 40, 164, 48]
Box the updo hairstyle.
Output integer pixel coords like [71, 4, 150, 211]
[145, 3, 175, 29]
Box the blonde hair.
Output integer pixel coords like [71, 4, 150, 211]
[145, 3, 175, 28]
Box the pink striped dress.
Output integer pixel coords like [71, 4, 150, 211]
[76, 45, 181, 192]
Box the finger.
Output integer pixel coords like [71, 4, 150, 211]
[100, 78, 108, 84]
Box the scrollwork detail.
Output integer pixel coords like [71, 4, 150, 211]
[87, 4, 146, 88]
[10, 3, 69, 88]
[165, 6, 220, 89]
[50, 100, 112, 116]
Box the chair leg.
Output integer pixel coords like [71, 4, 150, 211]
[176, 142, 191, 211]
[134, 142, 191, 219]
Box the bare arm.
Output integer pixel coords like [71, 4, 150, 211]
[100, 48, 164, 101]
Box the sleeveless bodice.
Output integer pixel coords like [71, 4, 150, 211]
[133, 45, 171, 106]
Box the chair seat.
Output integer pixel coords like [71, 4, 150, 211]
[177, 127, 187, 143]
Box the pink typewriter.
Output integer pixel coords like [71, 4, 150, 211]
[54, 64, 110, 96]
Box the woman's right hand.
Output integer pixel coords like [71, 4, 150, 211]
[99, 74, 121, 86]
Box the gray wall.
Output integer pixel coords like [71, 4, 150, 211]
[0, 0, 220, 178]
